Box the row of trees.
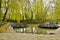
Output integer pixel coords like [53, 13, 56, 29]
[1, 0, 45, 23]
[1, 0, 60, 23]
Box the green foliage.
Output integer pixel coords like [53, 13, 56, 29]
[5, 0, 46, 23]
[6, 0, 21, 23]
[55, 0, 60, 22]
[35, 0, 45, 22]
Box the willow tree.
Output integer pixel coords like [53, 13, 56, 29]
[35, 0, 45, 23]
[18, 0, 28, 21]
[24, 0, 32, 20]
[2, 0, 9, 21]
[30, 0, 36, 20]
[0, 0, 1, 19]
[11, 0, 20, 23]
[5, 0, 21, 23]
[45, 0, 56, 23]
[55, 0, 60, 23]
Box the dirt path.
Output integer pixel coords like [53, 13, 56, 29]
[51, 27, 60, 34]
[0, 33, 60, 40]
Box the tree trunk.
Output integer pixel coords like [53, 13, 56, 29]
[3, 8, 8, 21]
